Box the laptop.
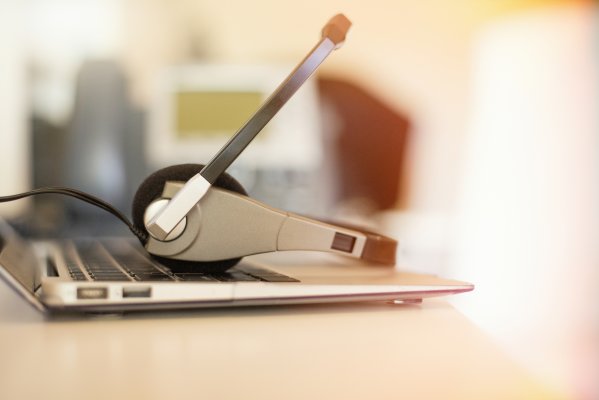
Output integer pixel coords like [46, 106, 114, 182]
[0, 220, 472, 313]
[0, 14, 473, 314]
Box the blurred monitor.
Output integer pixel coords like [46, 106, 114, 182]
[146, 64, 328, 214]
[147, 64, 322, 171]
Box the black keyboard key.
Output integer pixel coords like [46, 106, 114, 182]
[125, 267, 160, 275]
[134, 274, 174, 281]
[174, 274, 218, 282]
[242, 267, 299, 283]
[91, 272, 129, 279]
[70, 273, 87, 281]
[213, 271, 261, 282]
[64, 257, 88, 281]
[84, 263, 117, 271]
[94, 276, 131, 281]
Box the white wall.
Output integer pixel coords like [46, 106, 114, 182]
[0, 2, 30, 216]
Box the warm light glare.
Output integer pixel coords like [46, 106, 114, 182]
[453, 4, 598, 398]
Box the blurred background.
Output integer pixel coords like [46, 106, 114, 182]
[0, 0, 597, 398]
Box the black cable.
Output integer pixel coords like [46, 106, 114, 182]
[0, 187, 148, 243]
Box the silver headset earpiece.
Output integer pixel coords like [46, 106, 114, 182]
[144, 182, 396, 265]
[141, 14, 397, 266]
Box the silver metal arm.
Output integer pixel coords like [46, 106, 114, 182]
[146, 14, 351, 241]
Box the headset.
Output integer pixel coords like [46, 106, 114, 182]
[0, 14, 397, 273]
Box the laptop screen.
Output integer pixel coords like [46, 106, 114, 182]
[0, 221, 39, 294]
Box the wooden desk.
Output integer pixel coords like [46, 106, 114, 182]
[0, 282, 555, 399]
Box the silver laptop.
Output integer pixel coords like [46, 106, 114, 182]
[0, 220, 472, 313]
[0, 14, 472, 314]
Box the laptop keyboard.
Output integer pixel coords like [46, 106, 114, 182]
[61, 240, 299, 283]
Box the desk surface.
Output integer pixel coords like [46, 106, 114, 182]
[0, 282, 554, 400]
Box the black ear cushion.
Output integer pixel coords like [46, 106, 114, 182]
[132, 164, 248, 273]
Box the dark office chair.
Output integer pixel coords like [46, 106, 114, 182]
[61, 60, 145, 233]
[318, 77, 411, 212]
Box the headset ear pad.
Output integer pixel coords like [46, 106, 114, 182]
[132, 164, 248, 273]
